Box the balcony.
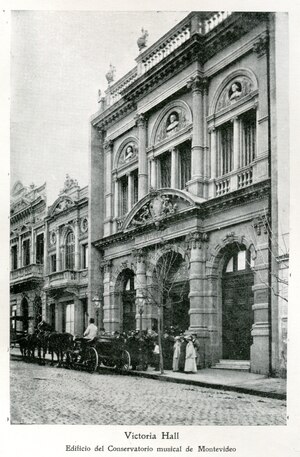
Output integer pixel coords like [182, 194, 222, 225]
[44, 269, 88, 290]
[10, 264, 43, 285]
[215, 166, 253, 197]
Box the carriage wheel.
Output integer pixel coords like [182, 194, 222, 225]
[120, 350, 131, 371]
[85, 347, 99, 373]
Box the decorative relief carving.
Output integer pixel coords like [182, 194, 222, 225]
[50, 231, 56, 245]
[155, 108, 187, 143]
[185, 231, 209, 249]
[216, 76, 254, 111]
[118, 141, 138, 166]
[130, 191, 178, 229]
[100, 259, 112, 274]
[132, 248, 145, 263]
[53, 197, 74, 214]
[253, 215, 269, 236]
[253, 33, 269, 57]
[59, 174, 78, 194]
[80, 217, 88, 233]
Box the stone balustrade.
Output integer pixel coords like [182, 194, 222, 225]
[238, 167, 253, 189]
[10, 264, 43, 282]
[104, 12, 232, 108]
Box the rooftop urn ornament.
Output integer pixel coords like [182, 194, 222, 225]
[137, 28, 149, 52]
[105, 64, 116, 86]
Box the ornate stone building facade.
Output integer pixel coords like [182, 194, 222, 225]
[10, 181, 47, 336]
[10, 176, 89, 337]
[89, 12, 289, 376]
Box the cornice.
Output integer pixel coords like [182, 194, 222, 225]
[91, 13, 268, 133]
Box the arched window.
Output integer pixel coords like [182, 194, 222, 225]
[65, 231, 75, 270]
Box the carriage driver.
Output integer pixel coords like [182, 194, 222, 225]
[83, 318, 98, 342]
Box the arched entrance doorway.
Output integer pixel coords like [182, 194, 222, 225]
[155, 251, 190, 333]
[21, 297, 29, 333]
[222, 245, 254, 360]
[121, 269, 136, 333]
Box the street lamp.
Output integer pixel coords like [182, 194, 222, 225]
[135, 297, 144, 336]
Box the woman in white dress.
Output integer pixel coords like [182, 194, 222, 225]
[184, 336, 197, 373]
[172, 336, 181, 372]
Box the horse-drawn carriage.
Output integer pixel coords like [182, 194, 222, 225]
[63, 335, 131, 373]
[12, 322, 154, 374]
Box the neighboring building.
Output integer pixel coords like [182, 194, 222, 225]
[43, 176, 89, 336]
[89, 12, 289, 376]
[10, 176, 89, 338]
[10, 181, 47, 336]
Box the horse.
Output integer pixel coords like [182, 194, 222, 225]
[48, 331, 74, 367]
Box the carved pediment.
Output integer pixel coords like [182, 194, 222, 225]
[123, 189, 195, 231]
[51, 196, 75, 215]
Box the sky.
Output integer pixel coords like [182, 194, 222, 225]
[10, 10, 188, 205]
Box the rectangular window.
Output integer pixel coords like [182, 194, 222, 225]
[82, 244, 88, 269]
[120, 176, 128, 216]
[65, 303, 75, 335]
[218, 122, 233, 176]
[10, 304, 17, 330]
[36, 233, 44, 264]
[11, 245, 18, 270]
[179, 147, 191, 189]
[23, 239, 30, 266]
[51, 254, 57, 273]
[133, 170, 139, 205]
[241, 110, 256, 167]
[159, 152, 171, 188]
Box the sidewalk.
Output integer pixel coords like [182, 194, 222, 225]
[10, 348, 286, 400]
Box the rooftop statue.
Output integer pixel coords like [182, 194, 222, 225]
[137, 28, 149, 52]
[106, 64, 116, 85]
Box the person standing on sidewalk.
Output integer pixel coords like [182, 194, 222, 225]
[184, 336, 197, 373]
[178, 335, 187, 372]
[172, 336, 181, 372]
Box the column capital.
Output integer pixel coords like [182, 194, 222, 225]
[185, 230, 209, 249]
[187, 75, 208, 94]
[208, 126, 216, 134]
[100, 259, 112, 274]
[135, 113, 147, 128]
[132, 248, 146, 263]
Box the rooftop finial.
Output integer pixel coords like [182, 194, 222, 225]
[137, 28, 149, 52]
[106, 64, 116, 86]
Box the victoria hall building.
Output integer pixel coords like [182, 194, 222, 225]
[11, 12, 289, 378]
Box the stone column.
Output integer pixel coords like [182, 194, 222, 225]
[113, 175, 119, 233]
[150, 158, 157, 189]
[104, 139, 114, 236]
[74, 296, 84, 335]
[18, 234, 22, 268]
[74, 218, 80, 270]
[208, 127, 217, 198]
[56, 228, 61, 271]
[43, 221, 48, 276]
[30, 227, 34, 264]
[187, 231, 211, 366]
[231, 116, 240, 191]
[251, 216, 270, 375]
[187, 76, 207, 197]
[128, 172, 133, 211]
[55, 301, 63, 332]
[134, 249, 149, 331]
[102, 260, 112, 332]
[171, 147, 179, 189]
[136, 114, 148, 199]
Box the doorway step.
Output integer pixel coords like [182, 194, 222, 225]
[212, 360, 250, 372]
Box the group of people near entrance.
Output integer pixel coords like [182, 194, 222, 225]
[153, 331, 199, 373]
[82, 319, 200, 373]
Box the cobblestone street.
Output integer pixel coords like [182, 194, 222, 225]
[10, 360, 286, 426]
